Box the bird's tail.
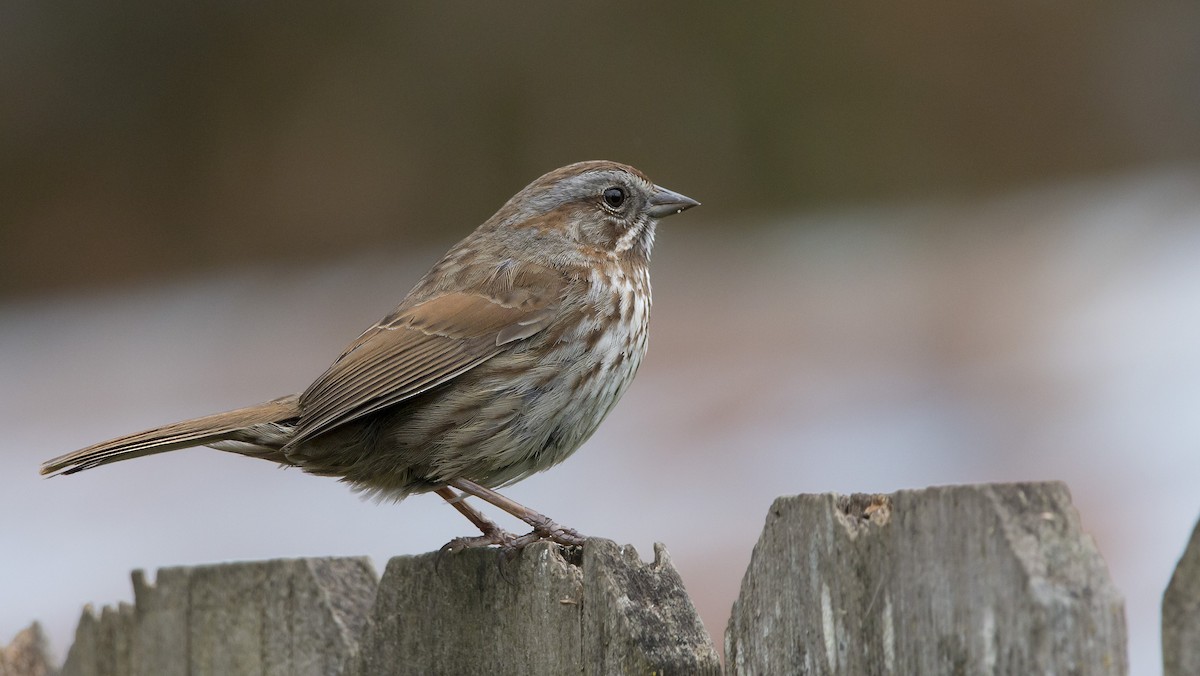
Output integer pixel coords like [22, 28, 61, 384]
[41, 395, 301, 476]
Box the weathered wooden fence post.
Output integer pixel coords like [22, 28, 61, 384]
[60, 557, 377, 676]
[37, 540, 719, 676]
[1163, 510, 1200, 675]
[353, 539, 720, 675]
[725, 482, 1127, 675]
[0, 623, 55, 676]
[11, 482, 1141, 675]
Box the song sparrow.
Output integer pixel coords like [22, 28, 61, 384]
[42, 160, 699, 551]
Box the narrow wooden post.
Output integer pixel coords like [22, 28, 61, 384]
[1163, 511, 1200, 675]
[59, 557, 377, 676]
[725, 482, 1127, 675]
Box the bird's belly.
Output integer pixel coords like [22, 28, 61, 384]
[422, 347, 643, 488]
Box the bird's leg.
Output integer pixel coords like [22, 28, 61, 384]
[448, 478, 587, 547]
[434, 487, 519, 552]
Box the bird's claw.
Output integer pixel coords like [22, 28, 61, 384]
[527, 515, 587, 547]
[438, 527, 519, 557]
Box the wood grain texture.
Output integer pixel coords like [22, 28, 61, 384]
[60, 557, 377, 676]
[725, 483, 1127, 675]
[50, 540, 716, 675]
[352, 539, 720, 676]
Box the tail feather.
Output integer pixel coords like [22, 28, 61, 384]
[42, 395, 301, 476]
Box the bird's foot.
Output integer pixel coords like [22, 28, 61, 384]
[493, 525, 585, 560]
[526, 514, 587, 547]
[438, 520, 585, 559]
[439, 525, 519, 555]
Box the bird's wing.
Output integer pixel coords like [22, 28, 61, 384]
[289, 268, 564, 447]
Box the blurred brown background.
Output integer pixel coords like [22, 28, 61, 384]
[5, 1, 1199, 295]
[4, 2, 1200, 674]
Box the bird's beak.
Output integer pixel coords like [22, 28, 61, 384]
[647, 185, 700, 218]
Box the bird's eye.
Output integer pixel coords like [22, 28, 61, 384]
[603, 187, 626, 209]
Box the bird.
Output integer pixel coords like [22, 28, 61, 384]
[41, 160, 699, 552]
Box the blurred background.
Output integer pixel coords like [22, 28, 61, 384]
[3, 2, 1200, 673]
